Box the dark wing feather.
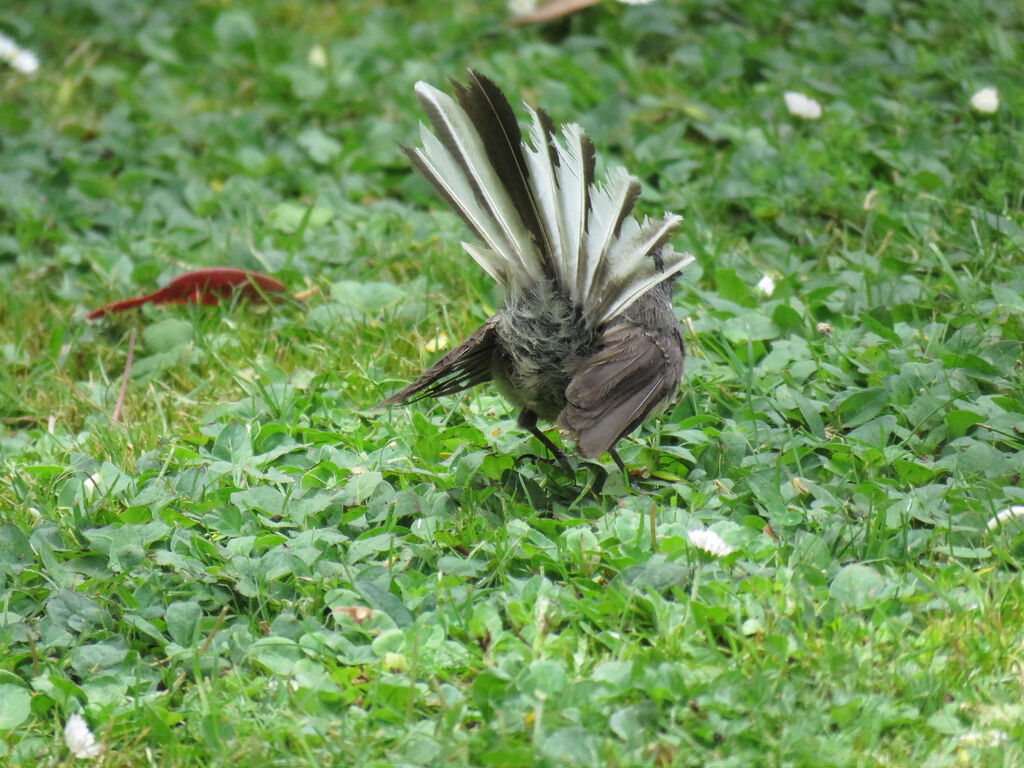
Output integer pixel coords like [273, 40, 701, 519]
[375, 317, 499, 407]
[560, 319, 684, 458]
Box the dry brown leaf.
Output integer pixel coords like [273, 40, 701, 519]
[333, 605, 373, 623]
[511, 0, 600, 25]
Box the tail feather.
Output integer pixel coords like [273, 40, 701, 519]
[523, 106, 568, 287]
[402, 144, 485, 244]
[413, 82, 539, 285]
[553, 123, 594, 305]
[409, 70, 693, 325]
[461, 241, 508, 286]
[404, 135, 510, 274]
[578, 166, 641, 304]
[453, 73, 555, 281]
[595, 215, 689, 321]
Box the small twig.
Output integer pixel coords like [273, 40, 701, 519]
[112, 328, 136, 423]
[872, 229, 894, 260]
[199, 605, 229, 656]
[28, 630, 40, 676]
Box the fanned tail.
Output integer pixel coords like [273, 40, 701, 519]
[408, 70, 694, 325]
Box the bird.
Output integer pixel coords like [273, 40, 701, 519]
[376, 71, 694, 483]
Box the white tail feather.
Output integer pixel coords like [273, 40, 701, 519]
[409, 131, 510, 267]
[598, 243, 694, 322]
[462, 242, 513, 286]
[523, 107, 567, 290]
[553, 123, 590, 303]
[579, 166, 639, 308]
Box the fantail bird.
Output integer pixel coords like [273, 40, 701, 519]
[376, 71, 694, 482]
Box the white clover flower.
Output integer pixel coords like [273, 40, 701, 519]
[687, 528, 734, 557]
[619, 0, 657, 4]
[0, 34, 18, 60]
[783, 91, 822, 120]
[756, 274, 775, 296]
[307, 45, 327, 69]
[987, 505, 1024, 531]
[383, 651, 408, 672]
[11, 49, 39, 74]
[382, 655, 409, 671]
[0, 32, 39, 75]
[970, 87, 999, 114]
[64, 713, 102, 759]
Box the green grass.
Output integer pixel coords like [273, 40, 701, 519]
[2, 0, 1023, 765]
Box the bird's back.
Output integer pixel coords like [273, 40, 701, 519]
[491, 284, 599, 421]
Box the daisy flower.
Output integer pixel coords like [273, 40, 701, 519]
[688, 528, 734, 557]
[0, 32, 39, 75]
[64, 713, 102, 760]
[969, 87, 999, 114]
[783, 91, 822, 120]
[756, 274, 776, 297]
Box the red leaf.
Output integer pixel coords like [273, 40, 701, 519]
[87, 267, 286, 320]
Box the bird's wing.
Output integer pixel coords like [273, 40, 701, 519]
[375, 317, 499, 407]
[560, 320, 684, 458]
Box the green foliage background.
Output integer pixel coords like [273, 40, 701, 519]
[1, 0, 1023, 765]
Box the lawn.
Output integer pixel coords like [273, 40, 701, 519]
[1, 0, 1023, 765]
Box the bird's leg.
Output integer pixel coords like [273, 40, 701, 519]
[517, 409, 570, 468]
[609, 446, 640, 491]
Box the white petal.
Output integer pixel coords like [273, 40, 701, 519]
[969, 87, 999, 113]
[0, 33, 18, 60]
[687, 528, 734, 557]
[756, 274, 775, 296]
[987, 505, 1024, 530]
[306, 45, 327, 69]
[783, 91, 823, 120]
[11, 49, 38, 74]
[64, 713, 103, 759]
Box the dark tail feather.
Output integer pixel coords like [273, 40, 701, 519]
[453, 71, 554, 280]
